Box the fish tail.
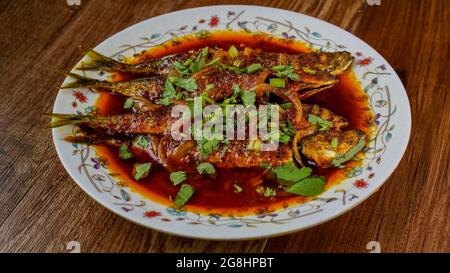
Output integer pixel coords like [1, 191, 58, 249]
[76, 49, 120, 71]
[46, 113, 91, 128]
[61, 72, 101, 89]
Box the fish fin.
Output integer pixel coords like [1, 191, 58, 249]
[45, 113, 90, 128]
[298, 81, 337, 99]
[61, 72, 101, 89]
[76, 49, 120, 71]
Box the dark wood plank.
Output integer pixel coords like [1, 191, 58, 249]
[0, 0, 448, 252]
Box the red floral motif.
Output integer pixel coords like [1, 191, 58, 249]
[208, 15, 220, 27]
[355, 52, 363, 56]
[71, 101, 77, 108]
[357, 57, 374, 66]
[72, 90, 87, 103]
[144, 211, 161, 218]
[353, 179, 369, 189]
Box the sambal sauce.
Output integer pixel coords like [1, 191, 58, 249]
[93, 31, 374, 216]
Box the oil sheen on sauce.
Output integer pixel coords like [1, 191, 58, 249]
[94, 31, 374, 216]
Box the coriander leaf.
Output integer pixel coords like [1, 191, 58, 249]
[197, 162, 216, 175]
[281, 121, 296, 136]
[173, 61, 191, 75]
[133, 136, 150, 149]
[240, 90, 256, 106]
[332, 137, 366, 167]
[170, 171, 187, 185]
[221, 85, 240, 105]
[287, 72, 300, 81]
[168, 77, 198, 91]
[279, 134, 291, 144]
[159, 80, 177, 106]
[133, 163, 151, 181]
[286, 176, 325, 196]
[274, 161, 312, 183]
[123, 98, 134, 109]
[174, 184, 195, 208]
[308, 114, 332, 131]
[119, 145, 133, 160]
[189, 47, 208, 73]
[331, 138, 338, 148]
[280, 102, 293, 109]
[198, 138, 220, 157]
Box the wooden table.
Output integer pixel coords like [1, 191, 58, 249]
[0, 0, 448, 253]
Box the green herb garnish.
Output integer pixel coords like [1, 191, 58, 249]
[205, 83, 215, 91]
[133, 163, 151, 181]
[263, 187, 277, 197]
[302, 67, 316, 74]
[228, 45, 239, 58]
[280, 102, 293, 109]
[123, 98, 134, 109]
[205, 57, 221, 67]
[118, 145, 133, 160]
[279, 134, 291, 144]
[198, 138, 220, 157]
[189, 47, 209, 73]
[269, 78, 285, 88]
[286, 176, 325, 196]
[308, 114, 332, 131]
[260, 162, 271, 170]
[331, 138, 338, 148]
[332, 137, 366, 167]
[173, 61, 191, 75]
[274, 161, 325, 196]
[159, 80, 177, 106]
[247, 139, 261, 151]
[134, 136, 150, 149]
[170, 171, 187, 185]
[233, 183, 243, 193]
[242, 63, 262, 73]
[174, 184, 195, 208]
[168, 76, 198, 91]
[272, 65, 300, 81]
[240, 90, 256, 106]
[197, 162, 216, 175]
[274, 161, 312, 183]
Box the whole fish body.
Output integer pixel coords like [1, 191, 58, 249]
[76, 47, 353, 84]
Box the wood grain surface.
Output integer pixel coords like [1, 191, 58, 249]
[0, 0, 448, 253]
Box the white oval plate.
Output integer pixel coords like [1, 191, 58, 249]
[52, 5, 411, 240]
